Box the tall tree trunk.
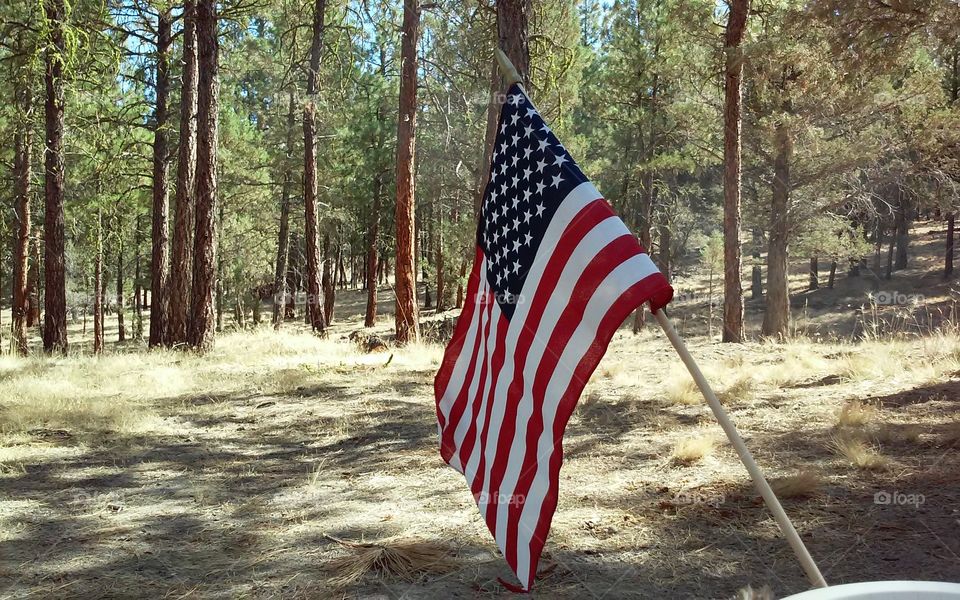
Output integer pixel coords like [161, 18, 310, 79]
[394, 0, 421, 345]
[751, 227, 762, 299]
[722, 0, 749, 343]
[187, 0, 219, 351]
[215, 202, 224, 332]
[946, 212, 955, 278]
[761, 121, 792, 339]
[116, 240, 126, 342]
[658, 221, 671, 282]
[435, 196, 445, 311]
[273, 91, 295, 329]
[894, 191, 910, 270]
[43, 0, 68, 354]
[94, 211, 104, 355]
[809, 256, 819, 290]
[303, 0, 328, 334]
[497, 0, 531, 89]
[168, 0, 198, 346]
[27, 234, 41, 328]
[365, 175, 382, 327]
[149, 8, 172, 348]
[885, 225, 895, 280]
[134, 216, 144, 339]
[11, 84, 32, 356]
[322, 232, 335, 325]
[828, 260, 837, 289]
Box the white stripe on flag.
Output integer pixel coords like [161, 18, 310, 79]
[477, 182, 601, 517]
[494, 215, 638, 547]
[513, 254, 659, 585]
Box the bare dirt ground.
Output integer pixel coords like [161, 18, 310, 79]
[2, 224, 960, 599]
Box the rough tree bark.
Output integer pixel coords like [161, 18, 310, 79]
[167, 0, 198, 346]
[394, 0, 422, 345]
[322, 232, 335, 325]
[761, 120, 792, 339]
[94, 211, 104, 355]
[273, 91, 295, 329]
[12, 84, 32, 356]
[946, 212, 955, 278]
[722, 0, 749, 342]
[116, 241, 126, 342]
[149, 8, 172, 348]
[187, 0, 219, 351]
[43, 0, 68, 354]
[303, 0, 328, 334]
[365, 174, 382, 327]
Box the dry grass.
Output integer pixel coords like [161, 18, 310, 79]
[670, 434, 715, 465]
[830, 435, 890, 470]
[873, 424, 922, 445]
[717, 374, 756, 405]
[325, 536, 458, 587]
[769, 470, 822, 499]
[837, 400, 878, 428]
[665, 376, 701, 406]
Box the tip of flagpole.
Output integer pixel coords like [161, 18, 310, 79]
[495, 48, 523, 88]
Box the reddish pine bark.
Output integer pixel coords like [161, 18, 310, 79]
[187, 0, 220, 351]
[722, 0, 749, 342]
[273, 91, 295, 329]
[12, 85, 32, 356]
[43, 0, 68, 354]
[394, 0, 422, 344]
[303, 0, 328, 334]
[167, 0, 198, 346]
[149, 9, 172, 347]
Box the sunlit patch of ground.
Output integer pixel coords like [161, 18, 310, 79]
[2, 301, 959, 599]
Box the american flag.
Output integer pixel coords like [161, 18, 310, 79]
[434, 83, 673, 590]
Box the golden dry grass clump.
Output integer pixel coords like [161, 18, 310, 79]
[670, 435, 715, 465]
[325, 536, 458, 587]
[830, 435, 889, 470]
[837, 400, 878, 428]
[769, 470, 822, 499]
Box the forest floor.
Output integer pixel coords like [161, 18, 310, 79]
[2, 222, 960, 599]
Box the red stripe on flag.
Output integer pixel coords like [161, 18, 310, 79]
[482, 199, 610, 533]
[434, 248, 484, 411]
[523, 274, 666, 587]
[503, 234, 642, 571]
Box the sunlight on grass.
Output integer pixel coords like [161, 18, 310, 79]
[837, 400, 878, 428]
[830, 435, 890, 470]
[769, 470, 822, 498]
[670, 434, 715, 465]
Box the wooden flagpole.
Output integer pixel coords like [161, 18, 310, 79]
[654, 309, 828, 588]
[493, 45, 827, 589]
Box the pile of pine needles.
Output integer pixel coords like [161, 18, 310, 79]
[324, 534, 459, 587]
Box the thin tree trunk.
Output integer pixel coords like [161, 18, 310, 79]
[946, 212, 955, 278]
[303, 0, 328, 334]
[365, 176, 381, 327]
[322, 232, 334, 325]
[94, 211, 104, 355]
[149, 9, 172, 347]
[187, 0, 220, 351]
[11, 84, 32, 356]
[167, 0, 198, 346]
[134, 216, 144, 339]
[43, 0, 68, 354]
[116, 240, 126, 342]
[722, 0, 749, 343]
[273, 91, 295, 329]
[658, 222, 671, 282]
[751, 227, 762, 299]
[894, 191, 910, 270]
[885, 226, 895, 280]
[435, 196, 445, 311]
[27, 234, 41, 328]
[809, 256, 819, 290]
[761, 120, 792, 339]
[394, 0, 422, 345]
[828, 260, 837, 289]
